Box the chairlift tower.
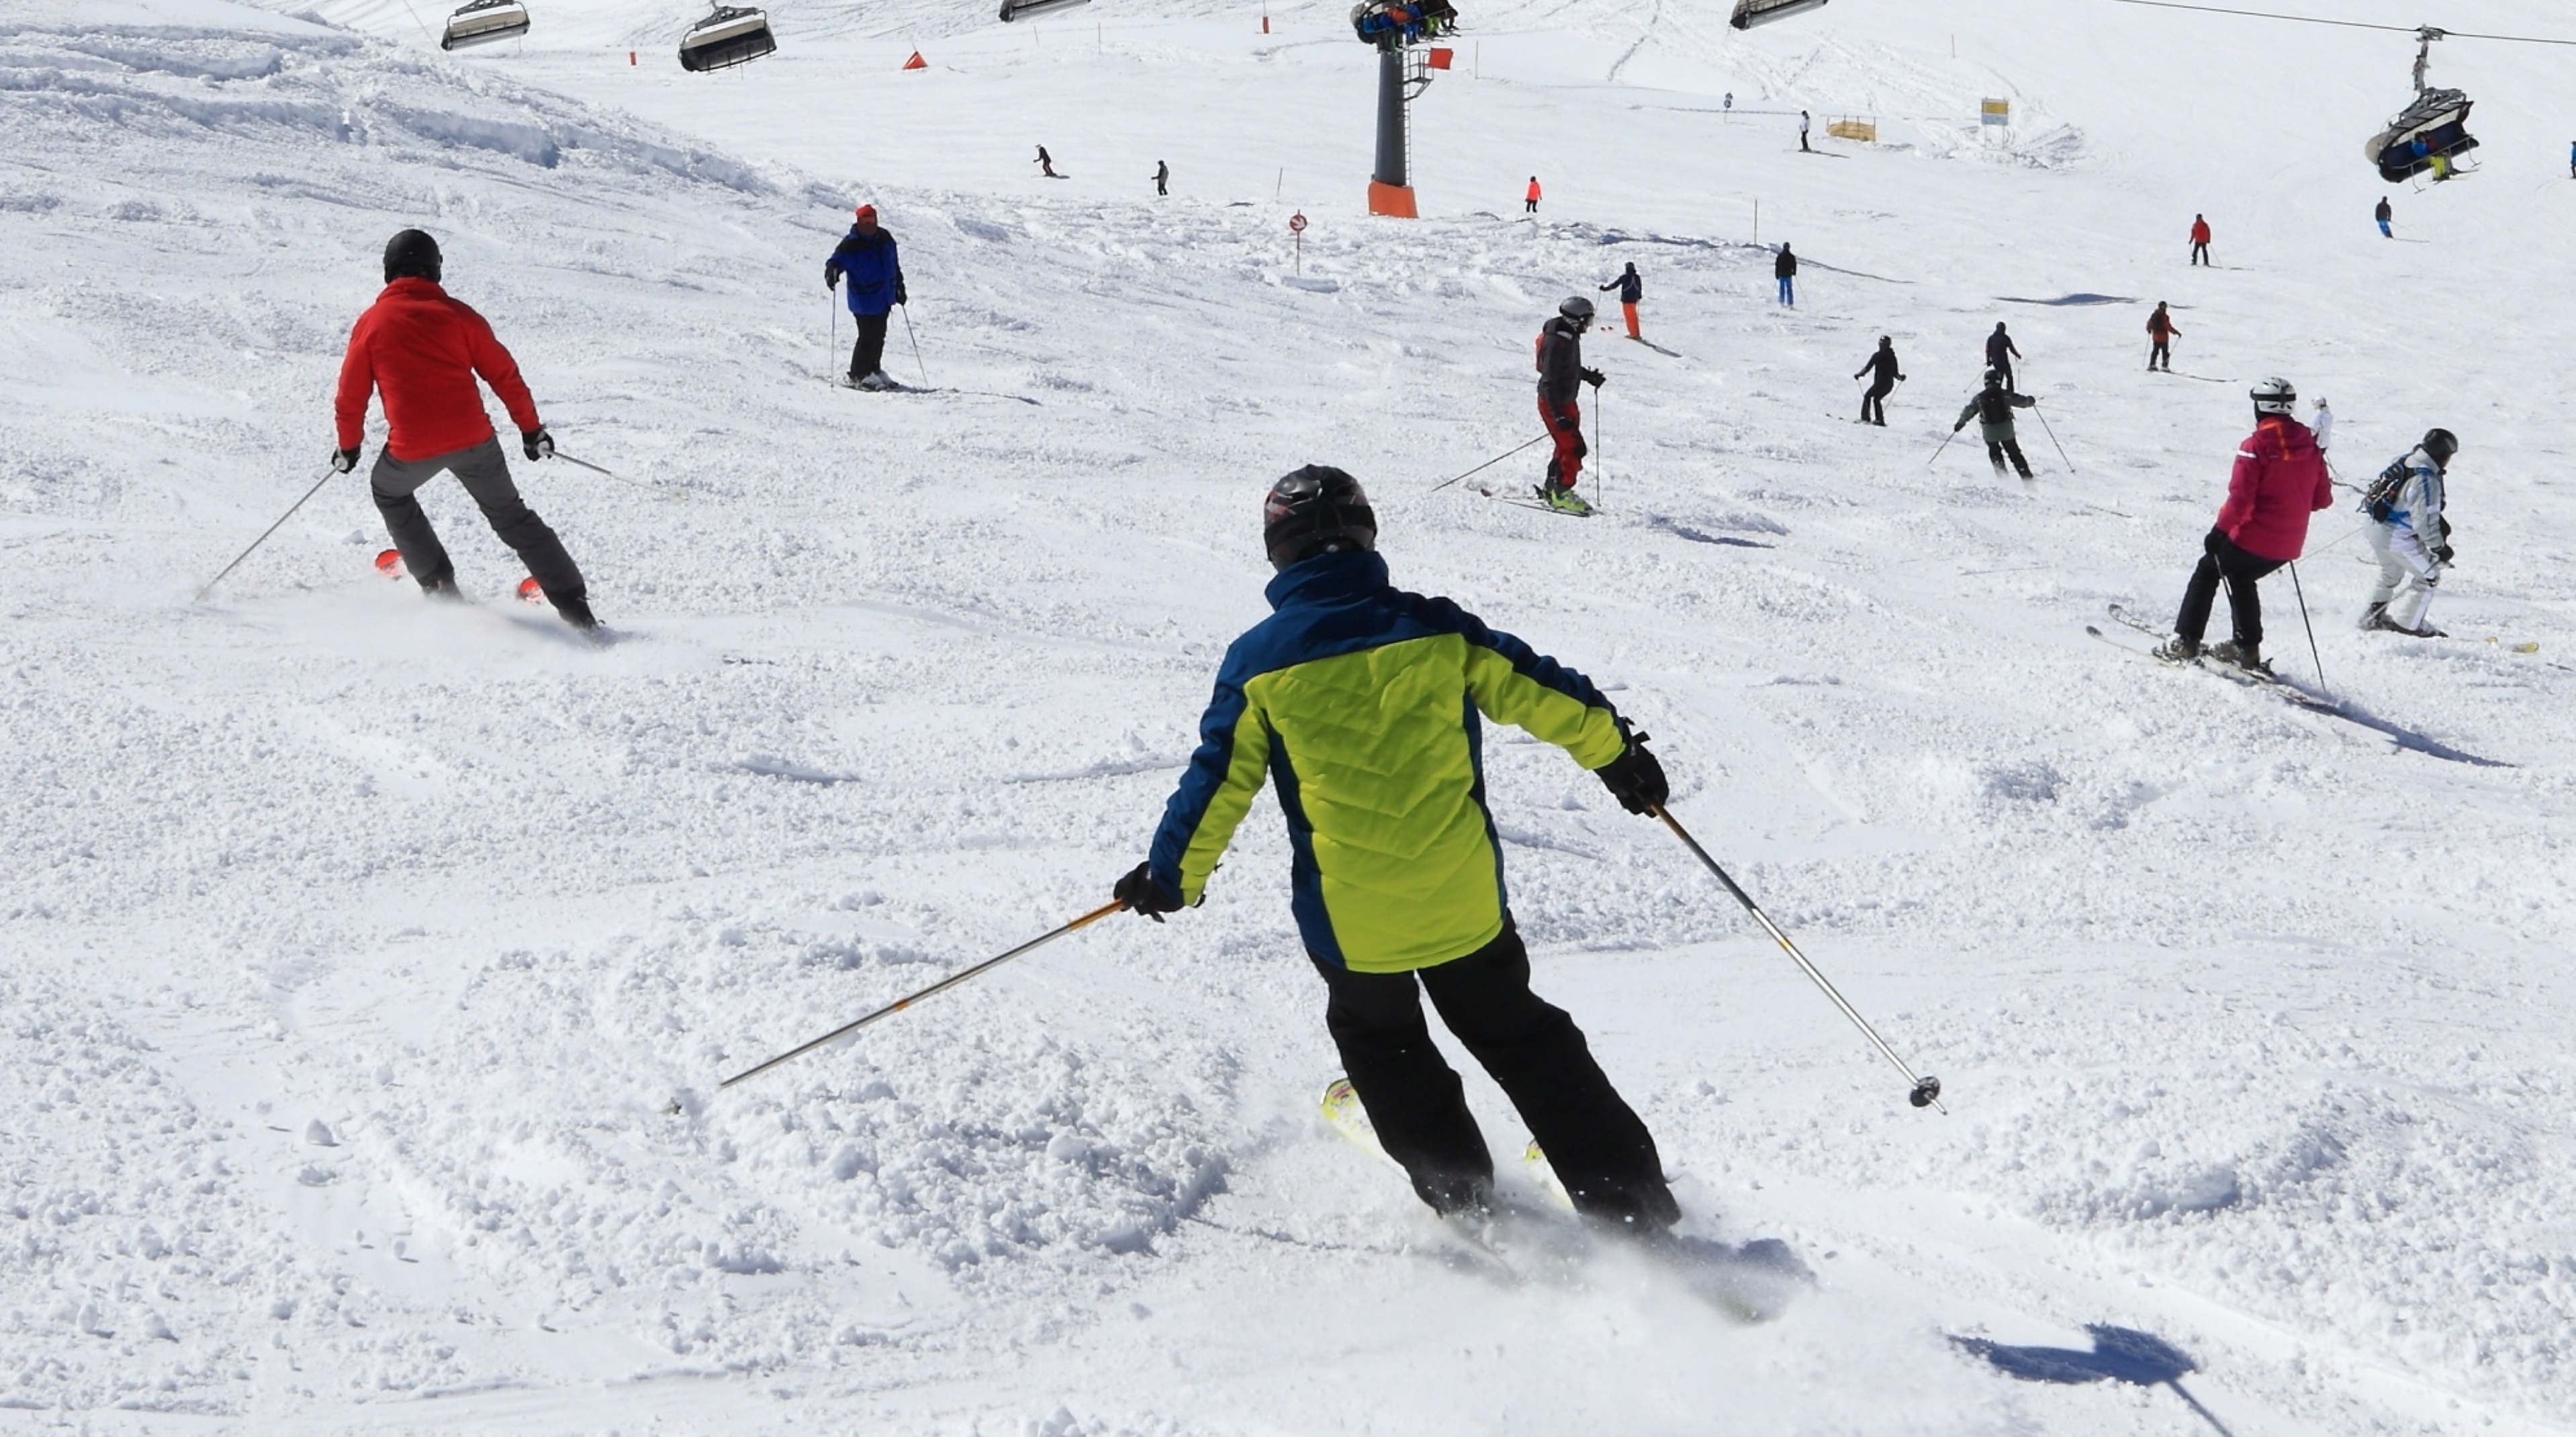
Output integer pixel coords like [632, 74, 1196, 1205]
[1350, 1, 1455, 218]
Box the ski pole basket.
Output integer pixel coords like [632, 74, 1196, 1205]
[1730, 0, 1828, 30]
[678, 5, 776, 72]
[440, 0, 530, 50]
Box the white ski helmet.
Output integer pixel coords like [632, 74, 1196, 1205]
[2250, 376, 2297, 417]
[1559, 295, 1596, 324]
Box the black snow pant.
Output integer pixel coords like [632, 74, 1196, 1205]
[847, 312, 890, 381]
[1982, 425, 2033, 479]
[1314, 925, 1677, 1229]
[371, 438, 587, 614]
[2149, 338, 2170, 371]
[2190, 242, 2209, 265]
[1861, 383, 1892, 426]
[2175, 528, 2284, 648]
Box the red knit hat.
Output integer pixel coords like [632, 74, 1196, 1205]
[854, 204, 876, 223]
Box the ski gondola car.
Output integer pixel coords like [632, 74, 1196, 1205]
[998, 0, 1089, 21]
[1730, 0, 1828, 29]
[2367, 87, 2479, 181]
[440, 0, 530, 50]
[1348, 0, 1455, 47]
[678, 5, 776, 72]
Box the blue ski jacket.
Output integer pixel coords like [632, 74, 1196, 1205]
[825, 228, 905, 316]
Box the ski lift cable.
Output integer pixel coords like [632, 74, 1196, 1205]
[2109, 0, 2576, 48]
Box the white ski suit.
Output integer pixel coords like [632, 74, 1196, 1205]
[2364, 445, 2445, 631]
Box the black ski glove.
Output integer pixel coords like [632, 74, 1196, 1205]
[895, 281, 909, 306]
[1594, 733, 1668, 816]
[1952, 422, 1966, 433]
[522, 428, 553, 461]
[1113, 862, 1183, 921]
[1582, 368, 1606, 389]
[2434, 543, 2455, 565]
[824, 265, 840, 290]
[330, 446, 359, 474]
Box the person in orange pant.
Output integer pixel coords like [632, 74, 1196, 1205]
[1598, 263, 1643, 340]
[1524, 176, 1541, 215]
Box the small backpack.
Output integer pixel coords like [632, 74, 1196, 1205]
[2362, 456, 2410, 522]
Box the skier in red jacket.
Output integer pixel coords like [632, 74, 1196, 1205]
[334, 230, 596, 632]
[2153, 377, 2333, 673]
[2188, 214, 2212, 266]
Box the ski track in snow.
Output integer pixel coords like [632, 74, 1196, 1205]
[5, 0, 2576, 1431]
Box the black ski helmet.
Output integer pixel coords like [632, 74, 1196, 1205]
[1262, 465, 1377, 571]
[383, 229, 442, 284]
[1982, 367, 2003, 387]
[1558, 295, 1595, 325]
[2422, 428, 2458, 467]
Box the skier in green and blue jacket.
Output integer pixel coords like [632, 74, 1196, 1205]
[1113, 465, 1679, 1229]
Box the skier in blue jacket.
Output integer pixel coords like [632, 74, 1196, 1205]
[824, 204, 907, 389]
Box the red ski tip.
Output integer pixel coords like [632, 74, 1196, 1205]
[515, 576, 546, 605]
[375, 549, 405, 580]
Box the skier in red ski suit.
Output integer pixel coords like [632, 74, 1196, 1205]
[2154, 378, 2332, 672]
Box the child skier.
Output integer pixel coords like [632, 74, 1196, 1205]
[1533, 297, 1605, 514]
[1952, 369, 2036, 479]
[2360, 428, 2457, 637]
[1599, 262, 1644, 340]
[2151, 378, 2334, 673]
[1111, 465, 1680, 1230]
[1853, 336, 1904, 426]
[825, 205, 908, 389]
[2146, 302, 2179, 371]
[332, 229, 597, 633]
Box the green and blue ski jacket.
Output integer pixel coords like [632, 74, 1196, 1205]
[1147, 551, 1631, 973]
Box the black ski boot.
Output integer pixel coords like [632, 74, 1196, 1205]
[552, 594, 602, 637]
[2208, 639, 2272, 675]
[2151, 636, 2200, 664]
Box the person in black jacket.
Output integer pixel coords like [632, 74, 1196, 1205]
[1853, 336, 1904, 426]
[1774, 243, 1797, 306]
[1598, 263, 1643, 340]
[1534, 297, 1604, 514]
[2375, 195, 2393, 238]
[1953, 369, 2037, 478]
[1154, 160, 1170, 197]
[1984, 322, 2021, 389]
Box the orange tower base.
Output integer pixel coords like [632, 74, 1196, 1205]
[1367, 181, 1418, 218]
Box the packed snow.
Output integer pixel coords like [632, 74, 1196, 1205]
[4, 0, 2574, 1431]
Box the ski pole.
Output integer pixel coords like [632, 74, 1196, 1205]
[2288, 560, 2326, 689]
[829, 291, 839, 383]
[196, 465, 337, 601]
[2030, 400, 2074, 475]
[1594, 384, 1606, 513]
[1429, 433, 1550, 493]
[1652, 806, 1943, 1112]
[553, 449, 684, 501]
[901, 303, 929, 387]
[1927, 427, 1959, 468]
[719, 900, 1127, 1089]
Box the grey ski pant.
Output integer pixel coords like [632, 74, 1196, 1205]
[370, 437, 586, 605]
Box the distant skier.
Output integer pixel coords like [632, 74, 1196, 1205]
[1799, 110, 1812, 151]
[333, 229, 596, 633]
[1154, 159, 1169, 197]
[2359, 428, 2456, 637]
[2150, 377, 2333, 673]
[1599, 262, 1644, 340]
[1723, 91, 1733, 113]
[1112, 465, 1680, 1231]
[2146, 301, 2179, 371]
[1533, 297, 1604, 514]
[1035, 144, 1060, 179]
[1525, 176, 1542, 216]
[1953, 369, 2036, 479]
[1853, 336, 1904, 426]
[2189, 214, 2211, 266]
[2311, 397, 2334, 459]
[1774, 242, 1797, 306]
[824, 203, 908, 390]
[2568, 140, 2574, 178]
[2375, 195, 2393, 238]
[1984, 322, 2021, 389]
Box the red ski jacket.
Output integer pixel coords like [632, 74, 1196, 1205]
[2214, 416, 2332, 562]
[334, 278, 540, 461]
[2189, 218, 2211, 244]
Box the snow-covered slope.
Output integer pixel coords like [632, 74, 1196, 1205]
[6, 0, 2575, 1431]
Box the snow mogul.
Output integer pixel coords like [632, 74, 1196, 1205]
[333, 229, 597, 633]
[1111, 466, 1680, 1231]
[2151, 378, 2334, 674]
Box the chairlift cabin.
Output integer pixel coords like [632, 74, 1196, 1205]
[998, 0, 1089, 21]
[1348, 0, 1455, 48]
[440, 0, 530, 50]
[678, 5, 776, 72]
[1730, 0, 1828, 30]
[2367, 87, 2478, 181]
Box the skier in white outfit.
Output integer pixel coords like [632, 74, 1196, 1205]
[2311, 398, 2334, 465]
[2360, 428, 2456, 637]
